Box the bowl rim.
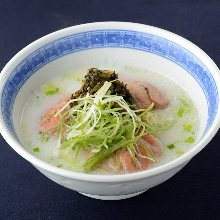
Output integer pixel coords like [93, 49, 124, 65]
[0, 21, 220, 182]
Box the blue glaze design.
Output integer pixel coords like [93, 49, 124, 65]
[1, 30, 218, 137]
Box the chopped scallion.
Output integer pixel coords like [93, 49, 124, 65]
[176, 149, 184, 155]
[183, 123, 193, 132]
[43, 84, 60, 96]
[184, 136, 195, 143]
[167, 144, 175, 150]
[33, 147, 40, 152]
[177, 108, 185, 117]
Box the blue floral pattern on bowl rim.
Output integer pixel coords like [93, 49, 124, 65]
[1, 29, 218, 138]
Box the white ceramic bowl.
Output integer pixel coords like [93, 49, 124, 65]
[0, 22, 220, 200]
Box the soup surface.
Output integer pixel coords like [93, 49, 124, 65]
[20, 68, 199, 174]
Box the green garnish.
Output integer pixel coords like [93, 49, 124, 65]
[178, 98, 191, 108]
[51, 81, 159, 173]
[45, 88, 60, 96]
[83, 137, 140, 173]
[176, 149, 184, 156]
[183, 123, 193, 132]
[184, 136, 195, 143]
[43, 84, 60, 96]
[56, 164, 63, 168]
[177, 97, 193, 117]
[33, 147, 40, 152]
[167, 144, 175, 150]
[167, 135, 196, 151]
[177, 108, 185, 117]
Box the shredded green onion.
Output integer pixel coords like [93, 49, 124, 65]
[50, 81, 157, 172]
[42, 81, 168, 172]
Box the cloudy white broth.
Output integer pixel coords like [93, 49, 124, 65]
[20, 68, 199, 174]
